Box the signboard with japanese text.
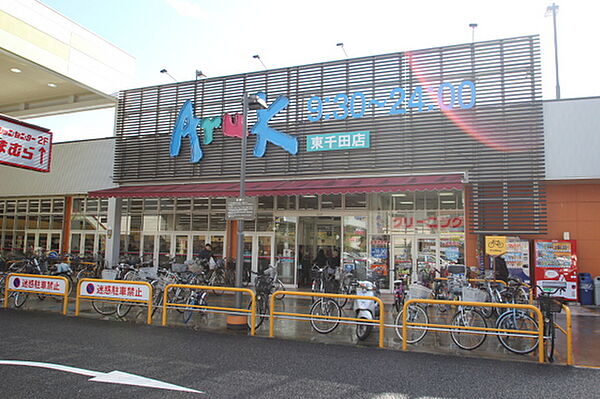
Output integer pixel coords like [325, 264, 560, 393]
[226, 197, 257, 220]
[306, 131, 370, 152]
[79, 280, 151, 301]
[0, 116, 52, 172]
[8, 275, 67, 295]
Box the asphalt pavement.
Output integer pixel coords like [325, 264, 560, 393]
[0, 308, 597, 399]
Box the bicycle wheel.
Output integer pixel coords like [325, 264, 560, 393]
[479, 289, 493, 318]
[274, 279, 285, 300]
[545, 318, 556, 362]
[116, 300, 134, 318]
[247, 296, 265, 330]
[14, 292, 28, 308]
[496, 311, 539, 354]
[395, 304, 428, 344]
[183, 294, 196, 324]
[92, 300, 117, 315]
[450, 308, 487, 350]
[515, 287, 529, 304]
[76, 269, 93, 283]
[210, 274, 225, 296]
[309, 298, 341, 334]
[52, 273, 73, 301]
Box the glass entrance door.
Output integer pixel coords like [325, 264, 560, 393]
[244, 233, 275, 278]
[414, 237, 440, 282]
[391, 235, 440, 290]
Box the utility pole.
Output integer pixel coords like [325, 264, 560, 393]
[546, 3, 561, 99]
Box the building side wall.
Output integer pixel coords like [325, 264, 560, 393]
[544, 98, 600, 180]
[0, 138, 116, 196]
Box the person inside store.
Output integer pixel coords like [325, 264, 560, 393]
[494, 254, 509, 283]
[327, 248, 341, 271]
[313, 248, 328, 267]
[198, 243, 215, 272]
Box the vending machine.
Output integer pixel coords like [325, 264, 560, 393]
[505, 237, 531, 284]
[533, 240, 578, 300]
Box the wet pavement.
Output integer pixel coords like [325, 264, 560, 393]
[3, 288, 600, 368]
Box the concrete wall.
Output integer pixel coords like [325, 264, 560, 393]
[0, 137, 116, 196]
[544, 97, 600, 180]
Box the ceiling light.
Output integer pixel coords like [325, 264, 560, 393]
[47, 83, 57, 88]
[439, 192, 454, 196]
[302, 195, 317, 198]
[391, 193, 407, 197]
[400, 201, 413, 205]
[441, 200, 456, 204]
[10, 68, 22, 73]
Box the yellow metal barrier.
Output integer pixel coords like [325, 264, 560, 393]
[269, 291, 385, 348]
[3, 273, 69, 315]
[75, 278, 153, 325]
[162, 284, 256, 336]
[555, 304, 573, 366]
[401, 298, 546, 363]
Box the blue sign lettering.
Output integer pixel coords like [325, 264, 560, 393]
[169, 100, 203, 162]
[250, 94, 298, 157]
[306, 131, 370, 152]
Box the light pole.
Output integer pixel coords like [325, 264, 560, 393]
[159, 69, 177, 82]
[235, 93, 267, 309]
[469, 23, 478, 43]
[336, 43, 348, 58]
[546, 3, 561, 99]
[252, 54, 267, 70]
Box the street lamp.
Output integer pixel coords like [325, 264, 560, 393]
[234, 92, 268, 310]
[252, 54, 267, 70]
[546, 2, 561, 99]
[469, 23, 478, 43]
[160, 69, 177, 82]
[336, 42, 348, 58]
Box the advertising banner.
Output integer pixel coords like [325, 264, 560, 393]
[0, 116, 52, 172]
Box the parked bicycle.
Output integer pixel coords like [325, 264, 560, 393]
[247, 265, 278, 330]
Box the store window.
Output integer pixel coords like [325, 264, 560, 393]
[343, 216, 368, 260]
[298, 195, 318, 210]
[275, 216, 296, 284]
[258, 196, 274, 211]
[276, 195, 296, 210]
[321, 194, 342, 209]
[345, 193, 367, 209]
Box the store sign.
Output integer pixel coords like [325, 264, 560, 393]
[306, 131, 370, 152]
[0, 118, 52, 172]
[391, 215, 463, 230]
[170, 95, 298, 163]
[8, 275, 66, 294]
[306, 80, 476, 122]
[485, 235, 507, 256]
[226, 197, 257, 220]
[79, 281, 150, 301]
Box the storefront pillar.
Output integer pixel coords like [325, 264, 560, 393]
[105, 197, 122, 267]
[227, 220, 238, 261]
[61, 196, 72, 253]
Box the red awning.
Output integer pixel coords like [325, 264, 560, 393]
[89, 174, 463, 198]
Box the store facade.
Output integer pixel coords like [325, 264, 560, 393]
[84, 35, 544, 290]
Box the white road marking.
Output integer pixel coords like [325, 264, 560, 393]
[0, 360, 203, 394]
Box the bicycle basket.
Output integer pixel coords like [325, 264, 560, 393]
[408, 284, 433, 300]
[539, 297, 563, 313]
[171, 263, 188, 273]
[255, 276, 273, 293]
[461, 287, 488, 303]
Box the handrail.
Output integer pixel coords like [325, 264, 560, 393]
[162, 284, 256, 336]
[3, 272, 69, 315]
[401, 298, 546, 363]
[269, 290, 385, 348]
[76, 278, 154, 325]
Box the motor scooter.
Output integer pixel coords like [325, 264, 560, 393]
[352, 279, 380, 341]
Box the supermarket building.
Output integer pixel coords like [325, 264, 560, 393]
[2, 34, 600, 290]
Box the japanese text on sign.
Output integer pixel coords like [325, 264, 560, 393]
[79, 281, 151, 301]
[8, 275, 66, 295]
[0, 118, 52, 172]
[306, 131, 370, 152]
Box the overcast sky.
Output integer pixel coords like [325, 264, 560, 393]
[27, 0, 600, 142]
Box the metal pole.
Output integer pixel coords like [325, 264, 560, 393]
[235, 93, 248, 308]
[551, 3, 561, 99]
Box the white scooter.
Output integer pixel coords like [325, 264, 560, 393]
[352, 279, 380, 341]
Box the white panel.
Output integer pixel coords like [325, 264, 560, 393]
[544, 98, 600, 180]
[0, 137, 116, 196]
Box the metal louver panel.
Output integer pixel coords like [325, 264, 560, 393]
[113, 35, 545, 234]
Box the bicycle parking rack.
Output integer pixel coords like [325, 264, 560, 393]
[555, 304, 573, 365]
[269, 290, 385, 348]
[3, 272, 70, 315]
[435, 277, 534, 304]
[400, 299, 549, 363]
[162, 284, 257, 336]
[75, 278, 154, 325]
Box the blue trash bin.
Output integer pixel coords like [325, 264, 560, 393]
[579, 273, 594, 305]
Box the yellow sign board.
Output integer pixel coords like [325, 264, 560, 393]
[485, 236, 507, 256]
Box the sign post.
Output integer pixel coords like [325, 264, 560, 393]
[226, 197, 257, 221]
